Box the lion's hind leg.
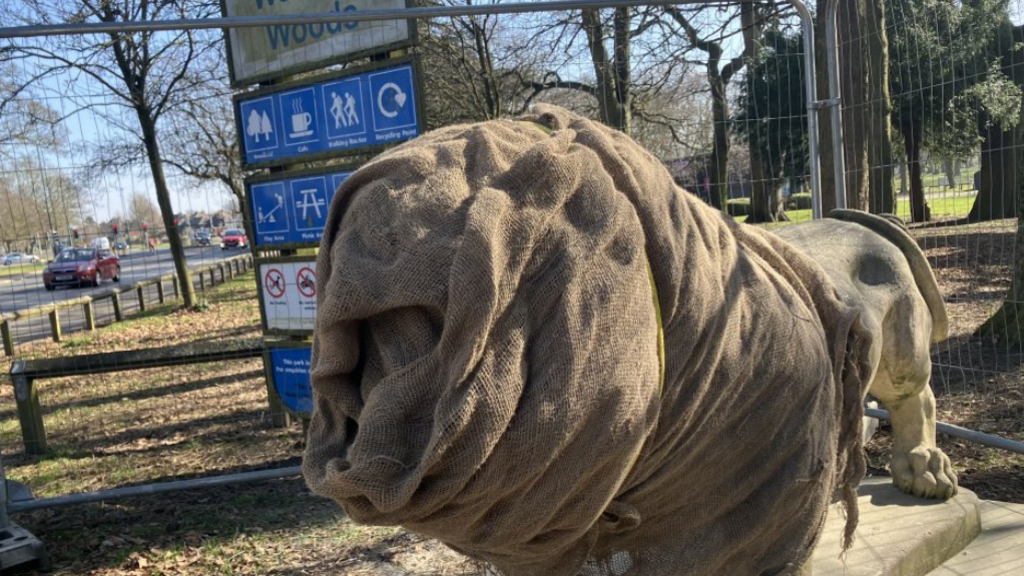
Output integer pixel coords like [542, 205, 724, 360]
[869, 294, 958, 500]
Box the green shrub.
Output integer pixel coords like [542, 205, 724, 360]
[787, 193, 812, 210]
[727, 198, 751, 217]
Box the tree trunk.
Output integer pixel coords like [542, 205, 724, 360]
[901, 119, 930, 222]
[867, 0, 895, 214]
[708, 73, 730, 210]
[969, 25, 1024, 222]
[746, 145, 787, 223]
[976, 134, 1024, 345]
[943, 158, 956, 189]
[582, 9, 629, 132]
[837, 0, 870, 210]
[971, 105, 1022, 222]
[138, 108, 197, 308]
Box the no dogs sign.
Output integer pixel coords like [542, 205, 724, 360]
[258, 259, 318, 332]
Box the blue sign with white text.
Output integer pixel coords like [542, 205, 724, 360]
[269, 347, 313, 415]
[238, 62, 419, 166]
[249, 169, 351, 247]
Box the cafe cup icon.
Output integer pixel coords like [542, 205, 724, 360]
[290, 111, 313, 138]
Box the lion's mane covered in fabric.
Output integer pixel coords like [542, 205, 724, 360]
[303, 105, 871, 576]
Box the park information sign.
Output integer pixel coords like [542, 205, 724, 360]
[258, 260, 318, 332]
[236, 58, 421, 167]
[268, 345, 313, 414]
[247, 166, 354, 248]
[223, 0, 411, 87]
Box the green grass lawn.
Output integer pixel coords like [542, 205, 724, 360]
[730, 189, 978, 225]
[0, 262, 45, 277]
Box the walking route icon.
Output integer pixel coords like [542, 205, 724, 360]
[236, 60, 421, 166]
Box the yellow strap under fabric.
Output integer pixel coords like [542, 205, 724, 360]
[646, 257, 666, 397]
[517, 118, 665, 525]
[516, 120, 553, 134]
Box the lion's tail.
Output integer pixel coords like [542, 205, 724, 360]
[828, 209, 949, 343]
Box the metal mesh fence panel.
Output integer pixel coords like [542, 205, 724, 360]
[0, 0, 1020, 574]
[834, 0, 1024, 503]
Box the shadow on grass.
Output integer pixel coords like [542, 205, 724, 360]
[0, 369, 265, 423]
[10, 476, 364, 576]
[7, 404, 288, 464]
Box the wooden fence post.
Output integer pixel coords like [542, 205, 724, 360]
[11, 368, 47, 455]
[83, 301, 96, 331]
[1, 320, 14, 356]
[173, 276, 180, 299]
[112, 292, 124, 321]
[48, 309, 61, 343]
[136, 285, 147, 312]
[157, 280, 166, 304]
[208, 268, 216, 287]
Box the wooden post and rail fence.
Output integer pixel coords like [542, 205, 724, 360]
[0, 254, 253, 356]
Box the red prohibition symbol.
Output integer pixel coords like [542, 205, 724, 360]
[296, 267, 316, 298]
[264, 268, 286, 299]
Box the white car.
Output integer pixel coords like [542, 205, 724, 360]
[2, 252, 40, 266]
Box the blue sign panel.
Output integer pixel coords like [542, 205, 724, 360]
[240, 96, 279, 155]
[368, 66, 418, 138]
[269, 346, 313, 415]
[249, 169, 351, 247]
[239, 61, 419, 165]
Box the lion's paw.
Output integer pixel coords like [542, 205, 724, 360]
[891, 446, 958, 500]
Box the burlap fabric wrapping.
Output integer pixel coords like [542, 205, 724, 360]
[304, 105, 872, 575]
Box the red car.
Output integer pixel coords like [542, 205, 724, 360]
[43, 248, 120, 290]
[220, 228, 248, 250]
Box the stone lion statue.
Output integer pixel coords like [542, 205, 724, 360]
[775, 208, 958, 500]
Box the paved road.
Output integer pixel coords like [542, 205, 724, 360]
[0, 246, 251, 351]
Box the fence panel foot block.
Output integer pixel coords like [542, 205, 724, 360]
[0, 523, 50, 573]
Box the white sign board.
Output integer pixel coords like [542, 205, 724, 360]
[223, 0, 411, 87]
[259, 260, 318, 331]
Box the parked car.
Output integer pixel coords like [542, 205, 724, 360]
[43, 248, 120, 290]
[220, 228, 248, 250]
[195, 231, 212, 246]
[114, 240, 130, 254]
[2, 252, 40, 266]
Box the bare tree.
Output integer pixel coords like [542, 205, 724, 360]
[663, 4, 767, 211]
[0, 0, 223, 308]
[127, 191, 160, 231]
[161, 78, 246, 212]
[420, 2, 517, 125]
[0, 157, 83, 252]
